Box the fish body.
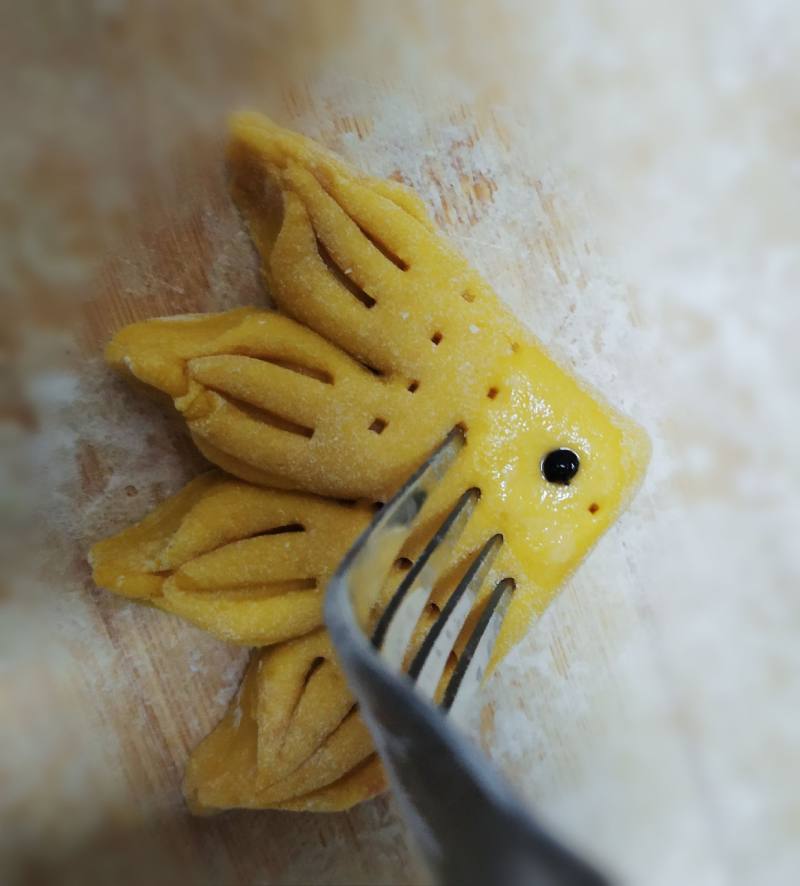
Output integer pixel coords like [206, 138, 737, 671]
[92, 115, 649, 812]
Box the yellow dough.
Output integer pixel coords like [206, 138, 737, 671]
[90, 472, 372, 645]
[185, 604, 454, 813]
[95, 113, 650, 813]
[184, 633, 384, 812]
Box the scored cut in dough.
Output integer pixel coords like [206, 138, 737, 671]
[93, 113, 650, 813]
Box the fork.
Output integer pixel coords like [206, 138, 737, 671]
[325, 428, 611, 886]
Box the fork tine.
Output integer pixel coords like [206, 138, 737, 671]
[407, 533, 504, 699]
[346, 427, 465, 628]
[372, 487, 480, 669]
[442, 577, 516, 723]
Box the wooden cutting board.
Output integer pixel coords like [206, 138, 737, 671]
[7, 3, 798, 885]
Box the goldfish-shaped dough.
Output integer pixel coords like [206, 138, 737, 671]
[93, 113, 650, 813]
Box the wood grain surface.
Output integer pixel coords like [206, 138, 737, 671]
[5, 2, 799, 885]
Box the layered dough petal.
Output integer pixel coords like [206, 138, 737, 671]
[186, 608, 452, 813]
[184, 634, 384, 813]
[90, 472, 372, 645]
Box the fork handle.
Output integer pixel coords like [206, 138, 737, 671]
[349, 654, 610, 886]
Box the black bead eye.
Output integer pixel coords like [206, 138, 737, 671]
[542, 449, 580, 485]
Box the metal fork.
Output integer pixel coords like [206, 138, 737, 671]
[325, 428, 610, 886]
